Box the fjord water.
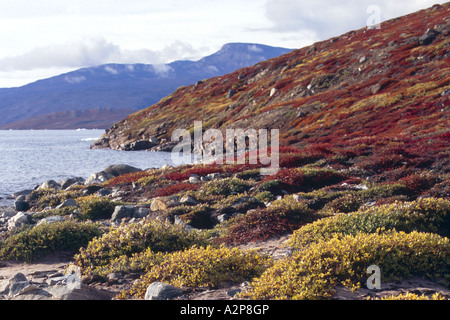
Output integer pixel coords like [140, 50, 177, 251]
[0, 130, 179, 205]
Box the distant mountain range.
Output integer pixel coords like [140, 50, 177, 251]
[0, 43, 292, 129]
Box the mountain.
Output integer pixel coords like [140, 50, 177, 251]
[92, 3, 449, 169]
[0, 43, 292, 129]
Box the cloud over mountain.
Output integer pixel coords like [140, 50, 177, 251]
[0, 37, 205, 72]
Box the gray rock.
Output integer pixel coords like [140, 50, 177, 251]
[8, 212, 31, 230]
[180, 195, 197, 206]
[56, 199, 78, 209]
[84, 171, 114, 185]
[111, 205, 136, 222]
[39, 180, 61, 190]
[189, 176, 199, 183]
[207, 173, 221, 180]
[103, 164, 142, 177]
[61, 177, 85, 189]
[144, 282, 183, 300]
[36, 215, 65, 226]
[418, 29, 440, 45]
[6, 269, 113, 300]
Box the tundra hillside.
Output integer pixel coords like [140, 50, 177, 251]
[92, 4, 449, 153]
[0, 4, 448, 301]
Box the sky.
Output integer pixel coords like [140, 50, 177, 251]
[0, 0, 446, 88]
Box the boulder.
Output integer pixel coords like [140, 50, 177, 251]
[8, 212, 31, 230]
[144, 282, 183, 300]
[85, 164, 142, 185]
[4, 271, 114, 300]
[121, 140, 156, 151]
[189, 176, 199, 183]
[150, 196, 181, 211]
[418, 29, 440, 45]
[180, 195, 197, 206]
[56, 199, 78, 209]
[39, 180, 61, 190]
[103, 164, 142, 177]
[36, 215, 65, 226]
[61, 177, 85, 189]
[111, 205, 151, 222]
[84, 172, 114, 185]
[14, 198, 30, 212]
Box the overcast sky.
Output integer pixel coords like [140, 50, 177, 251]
[0, 0, 445, 87]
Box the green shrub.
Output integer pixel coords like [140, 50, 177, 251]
[254, 191, 276, 203]
[26, 188, 82, 211]
[76, 196, 117, 220]
[74, 220, 209, 276]
[0, 220, 103, 262]
[288, 198, 450, 248]
[199, 178, 251, 196]
[119, 245, 272, 299]
[320, 193, 363, 214]
[240, 231, 450, 300]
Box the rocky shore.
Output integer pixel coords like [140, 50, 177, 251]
[0, 156, 449, 301]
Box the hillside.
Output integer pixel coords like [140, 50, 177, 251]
[1, 4, 449, 302]
[92, 3, 449, 161]
[0, 43, 291, 129]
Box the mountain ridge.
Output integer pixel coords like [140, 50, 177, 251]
[0, 43, 292, 129]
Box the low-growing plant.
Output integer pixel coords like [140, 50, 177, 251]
[288, 198, 450, 248]
[0, 220, 103, 262]
[74, 220, 209, 276]
[216, 196, 323, 244]
[239, 231, 450, 300]
[76, 196, 117, 220]
[119, 245, 272, 299]
[265, 167, 347, 192]
[199, 177, 252, 197]
[26, 188, 83, 211]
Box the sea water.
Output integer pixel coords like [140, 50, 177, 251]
[0, 129, 183, 205]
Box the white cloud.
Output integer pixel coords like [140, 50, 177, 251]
[263, 0, 448, 39]
[0, 37, 207, 73]
[0, 0, 446, 87]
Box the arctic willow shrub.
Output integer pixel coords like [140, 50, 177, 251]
[199, 177, 251, 197]
[288, 197, 450, 248]
[74, 220, 209, 276]
[240, 231, 450, 300]
[26, 188, 83, 211]
[0, 220, 103, 262]
[76, 195, 116, 220]
[119, 245, 272, 299]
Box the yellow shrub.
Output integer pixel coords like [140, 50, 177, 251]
[120, 245, 272, 299]
[240, 231, 449, 300]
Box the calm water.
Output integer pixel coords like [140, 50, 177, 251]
[0, 130, 185, 205]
